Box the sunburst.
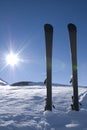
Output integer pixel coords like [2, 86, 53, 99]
[6, 52, 19, 67]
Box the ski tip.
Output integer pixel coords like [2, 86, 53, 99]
[68, 23, 76, 32]
[44, 24, 53, 31]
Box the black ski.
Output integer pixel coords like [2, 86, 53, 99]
[44, 24, 53, 111]
[68, 23, 79, 111]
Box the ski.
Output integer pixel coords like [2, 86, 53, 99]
[68, 23, 79, 111]
[44, 24, 53, 111]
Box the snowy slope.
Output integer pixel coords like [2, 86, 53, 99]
[0, 85, 87, 130]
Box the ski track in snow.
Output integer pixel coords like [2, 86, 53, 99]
[0, 85, 87, 130]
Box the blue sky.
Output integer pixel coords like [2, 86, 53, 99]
[0, 0, 87, 86]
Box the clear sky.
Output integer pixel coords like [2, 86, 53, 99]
[0, 0, 87, 86]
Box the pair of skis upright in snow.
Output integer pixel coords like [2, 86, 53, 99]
[44, 23, 79, 111]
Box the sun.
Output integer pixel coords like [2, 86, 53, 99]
[6, 52, 19, 67]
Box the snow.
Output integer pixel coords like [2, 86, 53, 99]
[0, 85, 87, 130]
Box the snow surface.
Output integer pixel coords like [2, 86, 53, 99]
[0, 85, 87, 130]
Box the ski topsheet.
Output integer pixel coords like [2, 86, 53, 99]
[68, 23, 79, 111]
[44, 24, 53, 111]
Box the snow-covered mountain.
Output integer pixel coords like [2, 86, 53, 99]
[10, 81, 44, 86]
[10, 81, 71, 87]
[0, 78, 8, 86]
[0, 84, 87, 130]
